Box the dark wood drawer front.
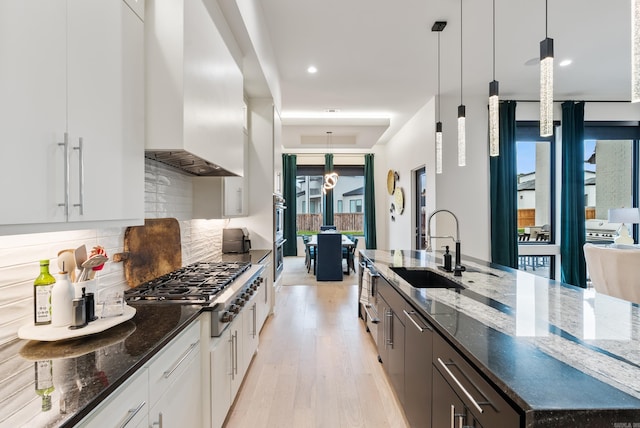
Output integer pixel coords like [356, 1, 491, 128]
[433, 333, 520, 428]
[377, 277, 406, 316]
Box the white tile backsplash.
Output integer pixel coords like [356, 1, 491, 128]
[0, 160, 224, 345]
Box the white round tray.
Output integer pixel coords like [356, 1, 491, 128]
[18, 305, 136, 342]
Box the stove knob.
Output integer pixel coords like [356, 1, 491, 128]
[251, 283, 259, 291]
[236, 299, 246, 307]
[221, 312, 234, 323]
[231, 304, 240, 314]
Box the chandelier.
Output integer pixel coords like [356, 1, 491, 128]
[322, 131, 338, 194]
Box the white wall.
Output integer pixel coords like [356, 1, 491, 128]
[434, 94, 491, 260]
[378, 99, 436, 251]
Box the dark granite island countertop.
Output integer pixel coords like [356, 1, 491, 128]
[361, 249, 640, 427]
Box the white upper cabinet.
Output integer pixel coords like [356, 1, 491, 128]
[0, 1, 67, 226]
[145, 0, 245, 176]
[0, 0, 144, 234]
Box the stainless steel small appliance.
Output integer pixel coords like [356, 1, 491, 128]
[222, 228, 251, 253]
[273, 194, 287, 280]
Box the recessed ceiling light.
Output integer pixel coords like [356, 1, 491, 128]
[559, 59, 572, 67]
[307, 66, 317, 74]
[324, 108, 341, 113]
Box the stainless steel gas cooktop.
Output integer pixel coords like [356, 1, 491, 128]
[124, 261, 251, 303]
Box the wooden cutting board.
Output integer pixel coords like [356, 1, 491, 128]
[123, 218, 182, 287]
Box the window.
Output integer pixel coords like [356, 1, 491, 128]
[295, 165, 365, 234]
[583, 123, 640, 244]
[516, 122, 556, 279]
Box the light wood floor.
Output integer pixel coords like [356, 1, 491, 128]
[224, 257, 409, 428]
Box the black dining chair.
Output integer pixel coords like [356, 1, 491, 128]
[343, 237, 358, 274]
[302, 235, 316, 274]
[316, 233, 343, 281]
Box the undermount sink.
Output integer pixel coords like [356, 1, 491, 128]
[389, 267, 464, 290]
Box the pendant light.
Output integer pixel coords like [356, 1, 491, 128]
[432, 21, 447, 174]
[322, 131, 338, 194]
[539, 0, 554, 137]
[488, 0, 499, 156]
[633, 0, 640, 102]
[457, 0, 466, 167]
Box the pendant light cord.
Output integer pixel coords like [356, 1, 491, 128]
[460, 0, 463, 105]
[437, 32, 441, 121]
[492, 0, 496, 81]
[545, 0, 548, 38]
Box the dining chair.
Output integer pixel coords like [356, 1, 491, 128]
[302, 235, 316, 274]
[316, 233, 343, 281]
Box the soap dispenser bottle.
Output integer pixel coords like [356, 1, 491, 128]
[443, 246, 452, 272]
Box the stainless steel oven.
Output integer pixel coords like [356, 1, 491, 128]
[273, 194, 286, 281]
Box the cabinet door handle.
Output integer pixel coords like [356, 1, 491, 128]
[163, 340, 199, 379]
[403, 309, 432, 332]
[58, 132, 69, 217]
[437, 357, 488, 415]
[237, 188, 242, 213]
[118, 400, 146, 428]
[363, 305, 379, 324]
[229, 334, 234, 379]
[233, 331, 238, 375]
[151, 412, 163, 428]
[72, 137, 84, 215]
[252, 302, 257, 338]
[450, 404, 455, 428]
[385, 309, 394, 348]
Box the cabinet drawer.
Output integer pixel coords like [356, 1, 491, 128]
[78, 369, 148, 428]
[433, 333, 520, 427]
[148, 320, 201, 407]
[377, 277, 406, 317]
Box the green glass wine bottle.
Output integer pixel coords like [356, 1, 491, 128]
[34, 259, 55, 325]
[34, 360, 54, 412]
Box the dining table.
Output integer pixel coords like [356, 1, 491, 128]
[306, 233, 356, 275]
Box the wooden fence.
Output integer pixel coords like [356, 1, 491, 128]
[297, 213, 364, 232]
[518, 207, 597, 228]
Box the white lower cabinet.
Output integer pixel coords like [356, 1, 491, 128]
[147, 320, 202, 427]
[210, 300, 261, 428]
[77, 368, 148, 428]
[78, 319, 202, 428]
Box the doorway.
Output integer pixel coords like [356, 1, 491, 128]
[415, 167, 426, 249]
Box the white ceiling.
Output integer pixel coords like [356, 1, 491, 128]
[255, 0, 631, 150]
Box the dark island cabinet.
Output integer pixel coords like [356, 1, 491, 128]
[377, 281, 406, 405]
[403, 303, 433, 428]
[432, 333, 520, 428]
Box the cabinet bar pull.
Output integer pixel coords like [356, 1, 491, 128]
[450, 404, 455, 428]
[437, 357, 486, 414]
[73, 137, 84, 215]
[163, 340, 199, 379]
[386, 309, 394, 348]
[363, 305, 379, 324]
[118, 400, 146, 428]
[58, 132, 69, 217]
[151, 412, 163, 428]
[232, 331, 238, 376]
[403, 309, 432, 332]
[229, 335, 234, 379]
[252, 303, 257, 338]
